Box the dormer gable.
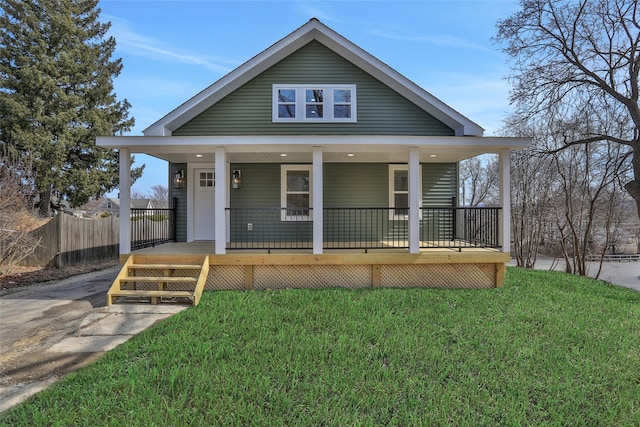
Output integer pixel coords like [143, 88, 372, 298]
[144, 19, 483, 137]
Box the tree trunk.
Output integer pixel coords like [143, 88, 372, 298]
[38, 190, 51, 217]
[625, 144, 640, 219]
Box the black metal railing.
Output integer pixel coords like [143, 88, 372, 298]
[451, 206, 501, 249]
[227, 207, 313, 251]
[131, 199, 177, 250]
[323, 207, 407, 249]
[226, 206, 500, 251]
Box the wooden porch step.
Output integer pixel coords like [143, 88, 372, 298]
[107, 255, 209, 307]
[128, 264, 202, 270]
[120, 277, 198, 284]
[110, 290, 194, 298]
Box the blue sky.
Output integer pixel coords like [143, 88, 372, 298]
[99, 0, 521, 196]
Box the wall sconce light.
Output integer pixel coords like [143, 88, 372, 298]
[232, 169, 242, 189]
[173, 170, 186, 189]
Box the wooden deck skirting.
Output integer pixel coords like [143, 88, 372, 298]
[119, 252, 510, 291]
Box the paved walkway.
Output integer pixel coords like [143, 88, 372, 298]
[508, 258, 640, 292]
[0, 267, 187, 413]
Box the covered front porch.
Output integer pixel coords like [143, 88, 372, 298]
[108, 136, 524, 257]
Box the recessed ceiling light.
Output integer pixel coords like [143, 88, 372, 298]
[430, 154, 437, 158]
[347, 153, 355, 157]
[280, 153, 287, 157]
[196, 154, 203, 158]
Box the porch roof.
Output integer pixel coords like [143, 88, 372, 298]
[96, 135, 531, 164]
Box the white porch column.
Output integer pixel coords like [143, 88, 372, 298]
[215, 147, 227, 255]
[499, 148, 511, 253]
[312, 147, 323, 254]
[408, 148, 420, 254]
[119, 148, 131, 255]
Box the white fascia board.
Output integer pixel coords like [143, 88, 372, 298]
[143, 19, 485, 137]
[97, 135, 530, 151]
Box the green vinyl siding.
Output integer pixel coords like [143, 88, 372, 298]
[226, 162, 456, 244]
[174, 41, 454, 136]
[323, 164, 388, 207]
[422, 163, 457, 207]
[169, 163, 187, 242]
[229, 163, 312, 243]
[421, 163, 457, 241]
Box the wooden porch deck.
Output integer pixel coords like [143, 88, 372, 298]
[115, 242, 509, 296]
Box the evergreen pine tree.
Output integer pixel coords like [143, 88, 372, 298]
[0, 0, 144, 216]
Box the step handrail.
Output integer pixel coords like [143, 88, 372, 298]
[193, 255, 209, 306]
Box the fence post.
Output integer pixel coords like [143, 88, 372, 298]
[55, 214, 64, 269]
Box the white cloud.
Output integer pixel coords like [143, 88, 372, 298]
[105, 14, 237, 74]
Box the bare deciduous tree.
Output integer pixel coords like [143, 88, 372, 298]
[0, 155, 40, 273]
[550, 140, 626, 275]
[510, 149, 556, 268]
[459, 156, 499, 207]
[496, 0, 640, 217]
[149, 185, 169, 208]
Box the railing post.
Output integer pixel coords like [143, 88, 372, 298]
[451, 196, 457, 242]
[172, 197, 177, 242]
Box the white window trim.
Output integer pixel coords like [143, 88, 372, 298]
[281, 165, 313, 221]
[272, 84, 357, 123]
[388, 164, 422, 220]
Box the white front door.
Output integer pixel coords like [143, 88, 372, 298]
[193, 168, 215, 241]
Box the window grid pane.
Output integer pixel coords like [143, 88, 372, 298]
[334, 105, 351, 118]
[394, 170, 408, 192]
[278, 89, 296, 118]
[333, 89, 351, 103]
[287, 171, 309, 192]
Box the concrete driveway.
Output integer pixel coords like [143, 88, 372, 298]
[0, 267, 187, 413]
[508, 258, 640, 292]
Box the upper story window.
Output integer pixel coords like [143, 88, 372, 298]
[273, 84, 357, 123]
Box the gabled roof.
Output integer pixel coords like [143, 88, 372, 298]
[144, 18, 484, 137]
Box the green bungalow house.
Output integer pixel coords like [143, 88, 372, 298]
[98, 19, 530, 304]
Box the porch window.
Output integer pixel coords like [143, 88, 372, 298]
[199, 171, 214, 187]
[281, 165, 312, 221]
[389, 165, 422, 220]
[273, 84, 356, 122]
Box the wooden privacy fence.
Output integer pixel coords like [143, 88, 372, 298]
[21, 213, 119, 268]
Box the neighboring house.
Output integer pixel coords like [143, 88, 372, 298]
[79, 197, 155, 218]
[98, 19, 530, 291]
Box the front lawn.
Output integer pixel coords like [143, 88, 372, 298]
[2, 268, 639, 425]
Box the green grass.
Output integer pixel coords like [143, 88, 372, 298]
[2, 268, 639, 425]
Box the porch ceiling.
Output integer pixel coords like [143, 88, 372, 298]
[98, 135, 531, 164]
